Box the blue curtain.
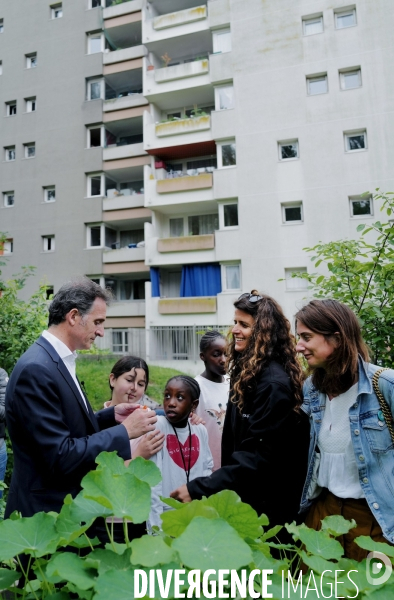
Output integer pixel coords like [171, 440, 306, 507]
[150, 267, 160, 297]
[180, 264, 221, 297]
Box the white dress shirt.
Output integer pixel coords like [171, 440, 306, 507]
[42, 330, 88, 412]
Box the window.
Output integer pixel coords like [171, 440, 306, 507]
[285, 268, 308, 290]
[219, 202, 239, 229]
[112, 330, 129, 353]
[215, 85, 235, 110]
[306, 74, 328, 95]
[87, 126, 103, 148]
[223, 264, 241, 291]
[169, 218, 184, 237]
[3, 191, 14, 207]
[188, 214, 218, 235]
[335, 7, 356, 29]
[218, 141, 236, 168]
[90, 0, 102, 7]
[5, 146, 15, 161]
[26, 53, 37, 68]
[345, 130, 367, 152]
[0, 61, 2, 75]
[281, 202, 303, 224]
[87, 173, 103, 196]
[43, 186, 56, 202]
[339, 68, 361, 90]
[302, 14, 323, 36]
[25, 97, 37, 112]
[42, 236, 55, 252]
[213, 29, 232, 53]
[87, 78, 104, 100]
[279, 140, 299, 160]
[6, 101, 16, 116]
[24, 143, 35, 159]
[3, 239, 13, 254]
[51, 3, 63, 19]
[349, 195, 373, 217]
[0, 19, 3, 33]
[86, 224, 116, 248]
[88, 32, 103, 54]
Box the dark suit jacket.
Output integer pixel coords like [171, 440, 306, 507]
[5, 336, 131, 517]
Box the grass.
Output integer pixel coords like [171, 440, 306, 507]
[76, 357, 186, 411]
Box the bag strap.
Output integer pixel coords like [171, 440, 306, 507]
[372, 368, 394, 443]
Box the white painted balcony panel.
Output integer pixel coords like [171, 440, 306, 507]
[103, 246, 145, 263]
[103, 0, 142, 20]
[213, 167, 238, 200]
[155, 59, 209, 83]
[153, 5, 207, 30]
[209, 51, 233, 84]
[146, 295, 219, 328]
[104, 95, 148, 112]
[144, 119, 212, 152]
[211, 109, 235, 140]
[214, 229, 241, 262]
[156, 115, 210, 137]
[145, 175, 215, 208]
[208, 0, 230, 29]
[103, 194, 145, 211]
[103, 142, 147, 161]
[106, 300, 145, 318]
[103, 45, 147, 65]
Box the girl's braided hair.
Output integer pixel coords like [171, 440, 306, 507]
[165, 375, 201, 401]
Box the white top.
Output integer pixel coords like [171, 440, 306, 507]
[148, 416, 213, 531]
[42, 330, 88, 411]
[195, 374, 229, 471]
[317, 383, 363, 498]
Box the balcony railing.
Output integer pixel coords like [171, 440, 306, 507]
[153, 5, 207, 31]
[155, 115, 210, 138]
[158, 296, 217, 314]
[157, 234, 214, 253]
[156, 172, 213, 194]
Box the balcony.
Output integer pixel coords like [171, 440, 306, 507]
[156, 115, 210, 138]
[103, 142, 147, 161]
[103, 0, 142, 23]
[157, 234, 214, 253]
[158, 296, 217, 314]
[104, 95, 148, 114]
[157, 173, 213, 194]
[103, 193, 145, 211]
[155, 58, 209, 83]
[153, 5, 207, 31]
[106, 300, 145, 318]
[103, 246, 145, 263]
[103, 45, 146, 68]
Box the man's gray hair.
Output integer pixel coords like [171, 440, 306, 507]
[48, 278, 112, 327]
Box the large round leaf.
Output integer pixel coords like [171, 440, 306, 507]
[46, 553, 96, 590]
[205, 490, 263, 539]
[130, 535, 176, 567]
[0, 512, 59, 560]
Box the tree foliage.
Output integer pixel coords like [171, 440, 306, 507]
[293, 191, 394, 365]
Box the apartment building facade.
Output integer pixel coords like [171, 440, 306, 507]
[1, 0, 393, 369]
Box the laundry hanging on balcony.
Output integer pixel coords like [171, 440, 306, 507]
[150, 267, 160, 297]
[180, 264, 221, 297]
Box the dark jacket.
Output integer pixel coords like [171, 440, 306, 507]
[187, 361, 310, 525]
[5, 336, 131, 517]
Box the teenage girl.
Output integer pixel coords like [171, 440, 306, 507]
[195, 331, 229, 470]
[147, 375, 213, 531]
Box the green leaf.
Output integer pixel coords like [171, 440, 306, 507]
[0, 511, 60, 560]
[172, 517, 253, 571]
[252, 549, 288, 574]
[95, 451, 128, 475]
[94, 569, 137, 600]
[160, 499, 218, 537]
[357, 224, 366, 231]
[85, 548, 132, 575]
[320, 515, 357, 537]
[56, 500, 92, 545]
[130, 535, 176, 567]
[300, 550, 337, 574]
[45, 593, 73, 600]
[287, 524, 343, 560]
[81, 469, 152, 523]
[316, 275, 324, 284]
[354, 535, 394, 557]
[126, 456, 162, 487]
[205, 490, 264, 539]
[68, 492, 113, 524]
[0, 568, 20, 589]
[46, 553, 96, 590]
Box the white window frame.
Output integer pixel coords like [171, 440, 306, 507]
[25, 97, 37, 112]
[281, 202, 303, 225]
[112, 330, 129, 353]
[3, 238, 13, 254]
[87, 32, 104, 54]
[5, 146, 15, 161]
[87, 125, 105, 148]
[339, 68, 361, 90]
[51, 3, 63, 19]
[44, 186, 56, 203]
[42, 236, 55, 252]
[24, 143, 36, 159]
[89, 0, 102, 8]
[214, 84, 235, 111]
[87, 78, 104, 101]
[344, 130, 367, 152]
[86, 223, 104, 249]
[217, 140, 236, 169]
[212, 29, 232, 54]
[334, 7, 357, 29]
[221, 262, 241, 292]
[87, 173, 104, 197]
[219, 201, 239, 230]
[302, 14, 323, 36]
[0, 19, 3, 33]
[349, 195, 373, 218]
[285, 268, 308, 291]
[306, 74, 328, 96]
[3, 191, 14, 207]
[6, 101, 16, 116]
[26, 53, 37, 69]
[278, 139, 299, 161]
[0, 61, 2, 75]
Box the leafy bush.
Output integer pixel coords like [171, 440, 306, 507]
[0, 452, 393, 599]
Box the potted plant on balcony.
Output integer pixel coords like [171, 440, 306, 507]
[161, 53, 172, 67]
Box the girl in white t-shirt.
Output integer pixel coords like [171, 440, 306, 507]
[195, 331, 229, 470]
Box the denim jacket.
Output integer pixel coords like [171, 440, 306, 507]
[300, 359, 394, 543]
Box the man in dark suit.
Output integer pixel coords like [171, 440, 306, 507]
[5, 278, 157, 517]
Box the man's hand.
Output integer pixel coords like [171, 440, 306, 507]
[170, 484, 192, 503]
[114, 403, 141, 423]
[121, 407, 157, 440]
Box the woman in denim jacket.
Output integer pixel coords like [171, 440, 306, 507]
[0, 368, 8, 499]
[296, 299, 394, 560]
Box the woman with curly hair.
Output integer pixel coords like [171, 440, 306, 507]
[171, 291, 310, 526]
